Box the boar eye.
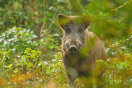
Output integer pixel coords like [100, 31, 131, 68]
[65, 28, 71, 33]
[78, 29, 83, 33]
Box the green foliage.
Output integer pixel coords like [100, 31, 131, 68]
[0, 27, 38, 75]
[0, 0, 71, 36]
[96, 53, 132, 87]
[0, 27, 67, 87]
[84, 0, 132, 38]
[0, 0, 132, 88]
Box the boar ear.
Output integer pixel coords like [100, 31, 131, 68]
[58, 14, 66, 19]
[81, 15, 90, 28]
[58, 14, 69, 28]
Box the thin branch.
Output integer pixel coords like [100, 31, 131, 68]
[111, 0, 132, 12]
[48, 5, 60, 32]
[40, 0, 46, 36]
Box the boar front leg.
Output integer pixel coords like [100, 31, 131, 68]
[63, 56, 78, 83]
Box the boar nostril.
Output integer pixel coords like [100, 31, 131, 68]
[69, 45, 77, 52]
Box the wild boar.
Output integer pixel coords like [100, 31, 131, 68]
[58, 15, 107, 83]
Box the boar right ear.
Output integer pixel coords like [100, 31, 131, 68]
[58, 14, 69, 28]
[81, 15, 90, 28]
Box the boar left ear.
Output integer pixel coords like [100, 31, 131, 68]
[58, 14, 69, 28]
[58, 14, 66, 19]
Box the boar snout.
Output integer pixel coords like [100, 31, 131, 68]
[65, 40, 82, 53]
[69, 45, 77, 53]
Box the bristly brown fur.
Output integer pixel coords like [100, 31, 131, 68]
[59, 15, 107, 85]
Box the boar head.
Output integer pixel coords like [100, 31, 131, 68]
[58, 15, 90, 54]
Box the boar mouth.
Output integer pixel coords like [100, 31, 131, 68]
[68, 45, 78, 54]
[69, 50, 78, 54]
[69, 51, 78, 55]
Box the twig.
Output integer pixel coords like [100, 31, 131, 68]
[40, 24, 45, 36]
[40, 0, 46, 36]
[111, 0, 132, 12]
[48, 5, 60, 32]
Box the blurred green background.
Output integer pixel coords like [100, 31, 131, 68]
[0, 0, 132, 87]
